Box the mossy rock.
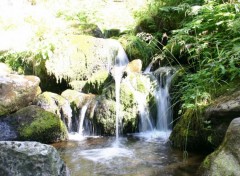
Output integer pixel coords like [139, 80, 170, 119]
[6, 105, 68, 143]
[78, 23, 103, 38]
[198, 118, 240, 176]
[69, 80, 87, 92]
[169, 108, 210, 151]
[45, 35, 121, 83]
[93, 98, 116, 135]
[103, 29, 121, 38]
[91, 72, 156, 135]
[82, 70, 113, 94]
[34, 92, 72, 131]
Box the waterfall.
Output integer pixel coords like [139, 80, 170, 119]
[136, 92, 153, 132]
[113, 45, 129, 141]
[78, 102, 90, 136]
[68, 100, 94, 141]
[125, 79, 153, 132]
[154, 67, 175, 132]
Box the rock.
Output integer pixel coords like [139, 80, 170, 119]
[0, 74, 41, 116]
[169, 108, 208, 151]
[61, 89, 96, 109]
[125, 59, 142, 74]
[82, 70, 112, 94]
[170, 89, 240, 151]
[198, 117, 240, 176]
[61, 89, 96, 132]
[0, 105, 68, 143]
[45, 35, 126, 83]
[206, 90, 240, 118]
[92, 72, 156, 135]
[34, 92, 72, 130]
[77, 23, 104, 38]
[93, 99, 117, 135]
[69, 80, 87, 92]
[0, 141, 69, 176]
[205, 90, 240, 148]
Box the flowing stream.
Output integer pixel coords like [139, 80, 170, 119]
[54, 48, 206, 176]
[53, 136, 205, 176]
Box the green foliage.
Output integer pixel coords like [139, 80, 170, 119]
[134, 1, 196, 33]
[166, 2, 240, 110]
[0, 42, 54, 75]
[119, 33, 158, 68]
[0, 51, 30, 73]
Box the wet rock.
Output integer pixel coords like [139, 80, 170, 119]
[61, 89, 96, 109]
[0, 105, 68, 143]
[0, 141, 70, 176]
[93, 72, 156, 135]
[34, 92, 72, 130]
[205, 90, 240, 148]
[0, 74, 41, 116]
[198, 117, 240, 176]
[61, 89, 96, 132]
[125, 59, 142, 74]
[82, 70, 112, 94]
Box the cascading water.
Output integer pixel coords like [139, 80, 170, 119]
[125, 80, 153, 132]
[112, 45, 129, 141]
[78, 102, 90, 136]
[68, 100, 95, 141]
[154, 67, 175, 132]
[134, 67, 175, 141]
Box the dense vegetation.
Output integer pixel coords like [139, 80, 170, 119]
[124, 0, 240, 151]
[130, 0, 240, 111]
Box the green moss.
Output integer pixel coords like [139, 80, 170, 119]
[202, 156, 211, 169]
[13, 106, 68, 143]
[82, 70, 113, 94]
[170, 108, 209, 151]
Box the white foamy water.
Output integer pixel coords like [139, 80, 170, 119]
[68, 132, 86, 141]
[79, 141, 134, 163]
[132, 130, 171, 143]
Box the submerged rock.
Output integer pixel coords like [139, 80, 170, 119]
[34, 92, 72, 130]
[0, 105, 68, 143]
[198, 117, 240, 176]
[0, 74, 41, 116]
[0, 141, 69, 176]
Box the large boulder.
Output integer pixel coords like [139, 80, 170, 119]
[34, 92, 72, 130]
[0, 74, 41, 116]
[45, 35, 127, 83]
[0, 141, 69, 176]
[204, 90, 240, 148]
[0, 105, 68, 143]
[198, 117, 240, 176]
